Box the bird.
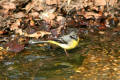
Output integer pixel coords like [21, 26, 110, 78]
[29, 31, 80, 56]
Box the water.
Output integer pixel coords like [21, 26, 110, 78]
[0, 30, 120, 80]
[0, 46, 85, 80]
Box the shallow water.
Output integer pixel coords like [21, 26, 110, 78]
[0, 45, 85, 80]
[0, 31, 120, 80]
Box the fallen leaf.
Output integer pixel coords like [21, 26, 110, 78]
[1, 2, 16, 10]
[25, 31, 51, 38]
[51, 25, 64, 37]
[0, 47, 3, 50]
[95, 0, 106, 6]
[40, 8, 56, 20]
[13, 12, 26, 18]
[46, 0, 58, 5]
[10, 19, 21, 30]
[15, 29, 24, 35]
[6, 40, 24, 53]
[29, 12, 39, 18]
[56, 16, 66, 25]
[84, 12, 102, 19]
[30, 20, 35, 26]
[0, 31, 4, 35]
[25, 0, 46, 12]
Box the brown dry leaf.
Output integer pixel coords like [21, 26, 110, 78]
[40, 8, 56, 20]
[1, 2, 16, 10]
[0, 49, 8, 61]
[46, 0, 58, 5]
[29, 12, 39, 18]
[6, 40, 25, 53]
[48, 13, 56, 20]
[25, 0, 38, 13]
[51, 25, 64, 37]
[0, 9, 9, 15]
[10, 19, 21, 30]
[25, 31, 51, 38]
[108, 0, 118, 6]
[39, 8, 56, 25]
[30, 20, 35, 26]
[25, 0, 46, 12]
[15, 29, 24, 35]
[95, 0, 106, 6]
[13, 12, 26, 18]
[104, 0, 118, 6]
[33, 0, 47, 11]
[56, 16, 63, 22]
[0, 31, 4, 35]
[56, 16, 66, 25]
[84, 12, 102, 19]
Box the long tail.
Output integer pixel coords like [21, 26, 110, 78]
[29, 40, 49, 44]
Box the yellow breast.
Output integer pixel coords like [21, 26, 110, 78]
[48, 38, 79, 50]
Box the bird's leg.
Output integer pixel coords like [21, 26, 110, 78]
[64, 49, 69, 56]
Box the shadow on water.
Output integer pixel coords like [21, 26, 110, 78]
[0, 45, 85, 80]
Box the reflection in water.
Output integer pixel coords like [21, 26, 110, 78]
[1, 31, 120, 80]
[0, 47, 85, 80]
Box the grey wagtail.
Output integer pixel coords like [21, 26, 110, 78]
[29, 32, 80, 56]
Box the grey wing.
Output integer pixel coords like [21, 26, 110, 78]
[59, 35, 71, 42]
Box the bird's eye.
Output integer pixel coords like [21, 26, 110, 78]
[70, 35, 78, 40]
